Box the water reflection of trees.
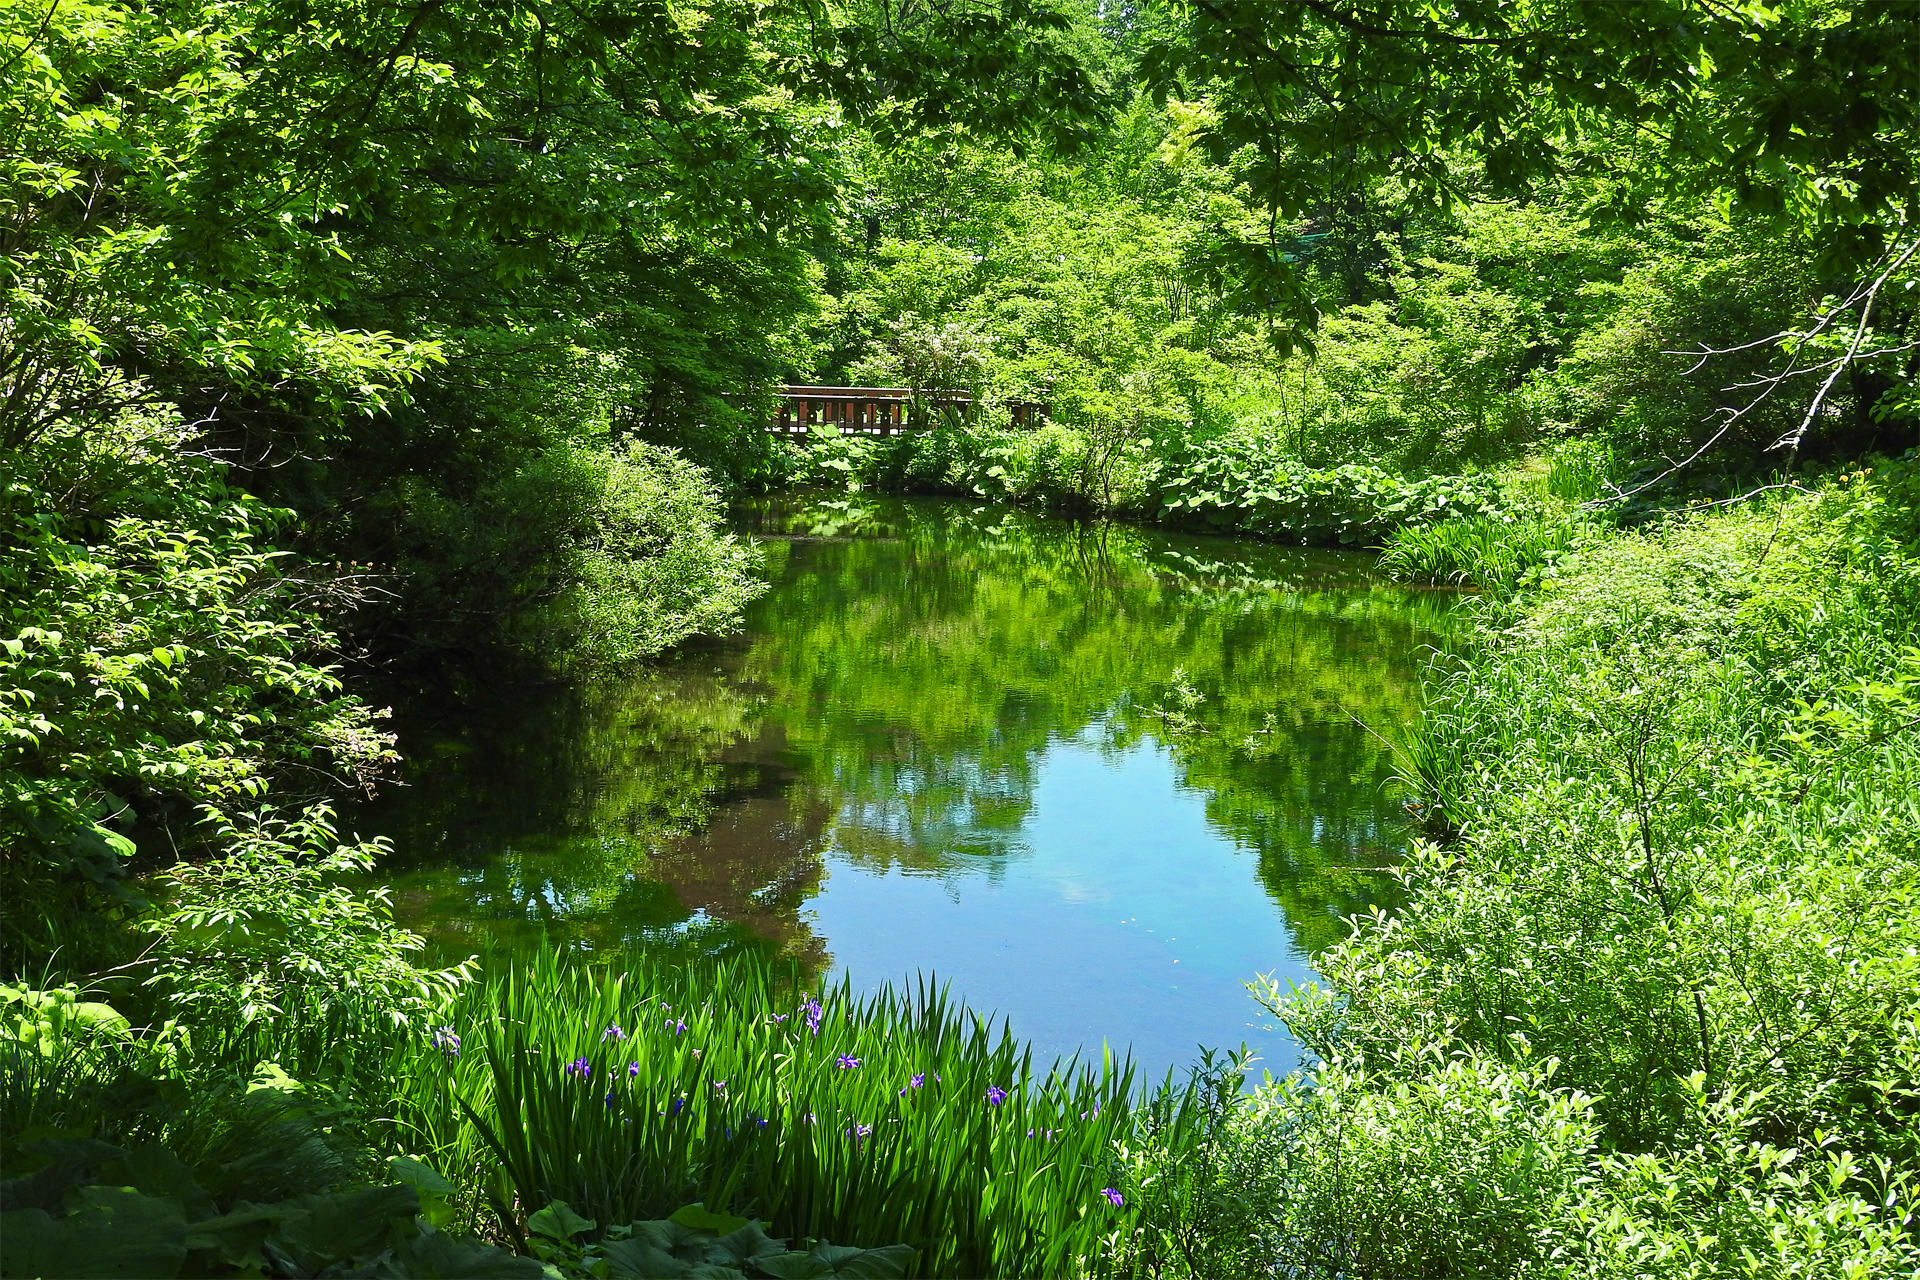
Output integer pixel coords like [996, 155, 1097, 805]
[743, 499, 1445, 953]
[363, 666, 815, 961]
[372, 498, 1451, 965]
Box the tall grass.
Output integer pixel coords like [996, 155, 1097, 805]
[1543, 440, 1616, 503]
[391, 945, 1197, 1277]
[1377, 513, 1584, 591]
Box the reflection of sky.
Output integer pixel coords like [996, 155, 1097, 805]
[811, 728, 1304, 1085]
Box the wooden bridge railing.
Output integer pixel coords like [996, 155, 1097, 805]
[769, 386, 1046, 437]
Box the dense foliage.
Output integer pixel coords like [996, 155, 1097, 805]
[1135, 462, 1920, 1277]
[6, 0, 1920, 1275]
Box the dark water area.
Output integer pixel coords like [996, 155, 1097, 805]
[352, 497, 1455, 1083]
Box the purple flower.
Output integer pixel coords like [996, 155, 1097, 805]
[770, 1013, 789, 1024]
[836, 1054, 861, 1069]
[985, 1085, 1008, 1107]
[846, 1121, 873, 1141]
[627, 1061, 641, 1078]
[713, 1079, 728, 1094]
[1101, 1188, 1125, 1208]
[565, 1057, 591, 1080]
[602, 1023, 626, 1043]
[668, 1017, 687, 1036]
[910, 1072, 925, 1089]
[430, 1026, 460, 1058]
[670, 1097, 685, 1116]
[802, 997, 823, 1035]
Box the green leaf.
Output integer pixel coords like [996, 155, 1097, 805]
[709, 1221, 787, 1269]
[528, 1200, 596, 1242]
[389, 1155, 460, 1229]
[388, 1155, 458, 1198]
[668, 1203, 752, 1237]
[1, 1189, 189, 1279]
[598, 1237, 698, 1279]
[757, 1243, 916, 1279]
[375, 1230, 547, 1278]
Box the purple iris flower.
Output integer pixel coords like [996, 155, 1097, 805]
[627, 1061, 641, 1078]
[565, 1057, 591, 1080]
[1101, 1188, 1125, 1208]
[802, 997, 823, 1035]
[430, 1026, 460, 1058]
[985, 1085, 1008, 1107]
[836, 1054, 861, 1069]
[602, 1023, 626, 1043]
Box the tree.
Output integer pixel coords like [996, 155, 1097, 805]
[1138, 0, 1919, 378]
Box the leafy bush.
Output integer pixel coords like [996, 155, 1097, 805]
[1147, 431, 1508, 545]
[0, 414, 395, 969]
[143, 805, 470, 1028]
[385, 437, 763, 671]
[1224, 459, 1920, 1278]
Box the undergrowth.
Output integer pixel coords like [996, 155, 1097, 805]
[1143, 454, 1920, 1278]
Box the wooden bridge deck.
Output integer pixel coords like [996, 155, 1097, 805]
[769, 385, 1043, 437]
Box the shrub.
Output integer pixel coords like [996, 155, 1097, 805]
[1187, 461, 1920, 1279]
[389, 437, 763, 670]
[1148, 431, 1509, 545]
[0, 413, 395, 969]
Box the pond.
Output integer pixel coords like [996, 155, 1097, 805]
[357, 497, 1453, 1083]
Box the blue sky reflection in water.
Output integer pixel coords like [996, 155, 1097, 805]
[363, 498, 1453, 1083]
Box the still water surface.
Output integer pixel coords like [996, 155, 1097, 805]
[361, 498, 1451, 1081]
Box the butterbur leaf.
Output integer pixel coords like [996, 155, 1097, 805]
[115, 1143, 215, 1219]
[183, 1203, 289, 1269]
[711, 1221, 787, 1267]
[388, 1155, 458, 1199]
[0, 1137, 128, 1212]
[598, 1237, 698, 1278]
[389, 1155, 460, 1229]
[669, 1202, 752, 1236]
[528, 1199, 596, 1241]
[376, 1229, 547, 1278]
[1, 1188, 189, 1279]
[625, 1217, 717, 1259]
[757, 1242, 916, 1279]
[269, 1184, 420, 1270]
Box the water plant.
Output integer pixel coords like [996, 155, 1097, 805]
[392, 944, 1196, 1278]
[1376, 512, 1587, 591]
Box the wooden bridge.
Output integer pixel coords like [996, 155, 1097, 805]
[769, 386, 1046, 438]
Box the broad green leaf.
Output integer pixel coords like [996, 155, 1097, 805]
[527, 1199, 596, 1241]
